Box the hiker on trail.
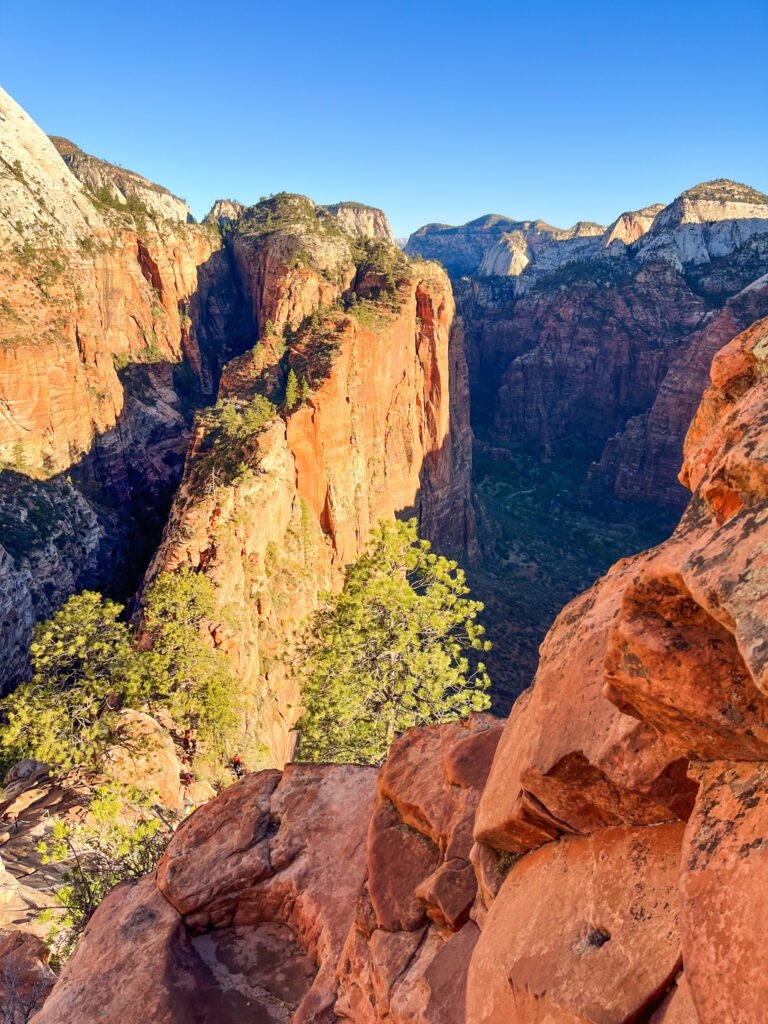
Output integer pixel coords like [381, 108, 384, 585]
[231, 755, 245, 779]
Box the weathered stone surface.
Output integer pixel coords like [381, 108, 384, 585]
[50, 136, 192, 223]
[335, 718, 501, 1023]
[597, 280, 768, 508]
[467, 823, 685, 1024]
[474, 567, 695, 856]
[30, 877, 222, 1024]
[0, 87, 230, 684]
[161, 763, 376, 1021]
[0, 929, 53, 1022]
[679, 761, 768, 1024]
[649, 974, 698, 1023]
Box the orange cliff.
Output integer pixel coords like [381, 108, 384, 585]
[33, 315, 768, 1023]
[0, 87, 236, 685]
[143, 209, 474, 766]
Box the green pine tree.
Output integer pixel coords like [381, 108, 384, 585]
[142, 568, 238, 760]
[0, 593, 149, 771]
[285, 368, 300, 411]
[299, 376, 311, 402]
[294, 518, 491, 765]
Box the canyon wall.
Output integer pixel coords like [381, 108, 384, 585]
[409, 183, 768, 509]
[0, 87, 235, 686]
[33, 312, 768, 1023]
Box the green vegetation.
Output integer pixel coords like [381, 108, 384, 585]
[0, 593, 148, 771]
[238, 192, 343, 241]
[195, 394, 277, 486]
[295, 518, 491, 765]
[37, 783, 176, 967]
[87, 183, 151, 225]
[142, 568, 239, 760]
[0, 297, 21, 322]
[0, 570, 240, 773]
[352, 236, 410, 298]
[284, 368, 299, 411]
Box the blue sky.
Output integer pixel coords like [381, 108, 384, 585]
[1, 0, 766, 237]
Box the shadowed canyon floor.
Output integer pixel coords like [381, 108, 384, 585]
[469, 446, 680, 709]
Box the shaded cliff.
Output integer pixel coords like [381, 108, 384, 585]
[142, 196, 474, 765]
[33, 313, 768, 1023]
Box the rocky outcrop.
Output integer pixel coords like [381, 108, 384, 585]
[0, 88, 246, 687]
[634, 180, 768, 270]
[0, 929, 53, 1022]
[603, 203, 664, 248]
[50, 136, 192, 224]
[595, 276, 768, 507]
[204, 199, 246, 226]
[322, 203, 395, 243]
[405, 215, 608, 280]
[205, 198, 394, 242]
[144, 199, 474, 765]
[32, 717, 501, 1024]
[336, 716, 502, 1023]
[410, 181, 768, 507]
[33, 762, 378, 1024]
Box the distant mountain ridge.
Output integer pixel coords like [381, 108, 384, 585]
[405, 179, 768, 283]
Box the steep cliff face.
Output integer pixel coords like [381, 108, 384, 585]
[34, 314, 768, 1024]
[323, 202, 395, 242]
[596, 275, 768, 505]
[0, 87, 240, 688]
[49, 136, 192, 224]
[143, 198, 473, 764]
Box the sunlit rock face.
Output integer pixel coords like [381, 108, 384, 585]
[143, 196, 474, 765]
[0, 91, 471, 706]
[0, 86, 234, 689]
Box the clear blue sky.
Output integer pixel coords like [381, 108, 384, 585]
[1, 0, 766, 238]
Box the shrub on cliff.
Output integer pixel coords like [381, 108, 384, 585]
[37, 782, 176, 968]
[0, 593, 149, 771]
[295, 518, 491, 765]
[0, 570, 239, 774]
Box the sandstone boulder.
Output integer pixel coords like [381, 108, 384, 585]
[679, 761, 768, 1024]
[335, 717, 501, 1023]
[467, 823, 685, 1023]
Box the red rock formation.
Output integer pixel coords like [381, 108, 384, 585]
[469, 311, 768, 1022]
[145, 213, 473, 766]
[467, 823, 685, 1023]
[0, 87, 230, 686]
[0, 930, 53, 1022]
[596, 279, 768, 507]
[335, 716, 501, 1023]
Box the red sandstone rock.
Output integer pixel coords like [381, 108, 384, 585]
[159, 763, 377, 1022]
[649, 974, 698, 1023]
[335, 718, 501, 1023]
[30, 877, 219, 1024]
[679, 761, 768, 1024]
[467, 823, 685, 1023]
[474, 569, 695, 856]
[0, 929, 53, 1022]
